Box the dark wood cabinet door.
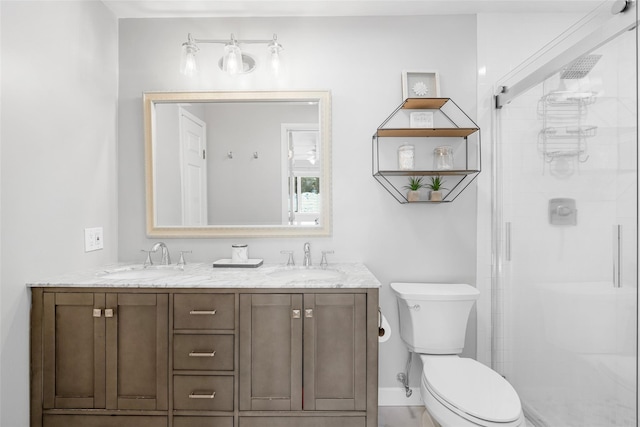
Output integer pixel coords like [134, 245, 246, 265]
[239, 294, 303, 411]
[42, 292, 106, 409]
[42, 292, 168, 411]
[105, 293, 168, 410]
[303, 293, 367, 411]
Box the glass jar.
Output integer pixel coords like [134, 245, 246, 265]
[433, 146, 454, 170]
[398, 144, 415, 170]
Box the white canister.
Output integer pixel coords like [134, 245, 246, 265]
[398, 144, 415, 170]
[231, 244, 249, 263]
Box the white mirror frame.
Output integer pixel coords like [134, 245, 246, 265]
[143, 90, 332, 238]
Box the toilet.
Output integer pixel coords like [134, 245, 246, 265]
[390, 282, 524, 427]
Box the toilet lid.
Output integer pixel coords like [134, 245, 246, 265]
[421, 356, 521, 423]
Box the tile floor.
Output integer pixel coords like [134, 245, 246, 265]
[378, 406, 535, 427]
[378, 406, 433, 427]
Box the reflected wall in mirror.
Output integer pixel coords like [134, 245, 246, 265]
[144, 91, 332, 237]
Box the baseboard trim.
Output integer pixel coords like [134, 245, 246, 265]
[378, 387, 423, 406]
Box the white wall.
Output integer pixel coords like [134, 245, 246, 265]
[117, 15, 479, 396]
[0, 2, 119, 425]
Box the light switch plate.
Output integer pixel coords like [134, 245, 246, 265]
[84, 227, 104, 252]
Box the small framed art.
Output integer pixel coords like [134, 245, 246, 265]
[410, 112, 434, 128]
[402, 71, 440, 100]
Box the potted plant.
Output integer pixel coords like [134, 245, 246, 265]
[427, 176, 448, 201]
[402, 176, 426, 202]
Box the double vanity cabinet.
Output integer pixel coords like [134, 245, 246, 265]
[29, 264, 380, 427]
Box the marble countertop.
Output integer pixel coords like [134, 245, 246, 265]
[27, 262, 381, 289]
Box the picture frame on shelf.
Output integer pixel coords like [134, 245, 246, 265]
[410, 112, 434, 128]
[402, 71, 440, 100]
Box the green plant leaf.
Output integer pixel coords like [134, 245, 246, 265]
[402, 176, 426, 191]
[427, 176, 448, 191]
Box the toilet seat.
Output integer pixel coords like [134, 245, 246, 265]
[420, 355, 522, 425]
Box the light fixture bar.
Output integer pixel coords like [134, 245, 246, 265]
[193, 36, 277, 45]
[180, 33, 283, 77]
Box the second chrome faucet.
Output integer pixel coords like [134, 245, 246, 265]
[303, 242, 312, 267]
[281, 242, 333, 269]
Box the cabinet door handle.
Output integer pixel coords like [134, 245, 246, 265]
[305, 309, 313, 318]
[292, 309, 301, 319]
[93, 309, 102, 318]
[189, 310, 217, 315]
[189, 391, 216, 399]
[105, 309, 115, 318]
[189, 350, 216, 357]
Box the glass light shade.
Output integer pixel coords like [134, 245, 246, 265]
[267, 41, 283, 75]
[180, 42, 199, 76]
[222, 43, 242, 75]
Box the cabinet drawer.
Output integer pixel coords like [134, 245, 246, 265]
[174, 375, 234, 411]
[43, 415, 167, 427]
[174, 416, 233, 427]
[174, 334, 234, 371]
[174, 294, 235, 330]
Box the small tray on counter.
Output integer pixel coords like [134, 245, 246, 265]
[213, 259, 264, 268]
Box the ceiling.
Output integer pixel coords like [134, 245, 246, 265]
[102, 0, 604, 18]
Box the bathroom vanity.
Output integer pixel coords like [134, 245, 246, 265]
[28, 263, 380, 427]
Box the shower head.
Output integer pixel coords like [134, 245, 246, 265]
[560, 54, 602, 79]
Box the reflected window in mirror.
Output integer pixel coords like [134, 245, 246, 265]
[283, 124, 321, 226]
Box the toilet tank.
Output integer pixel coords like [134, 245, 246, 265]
[390, 283, 479, 354]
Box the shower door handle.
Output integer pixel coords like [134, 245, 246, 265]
[613, 225, 622, 288]
[505, 222, 512, 261]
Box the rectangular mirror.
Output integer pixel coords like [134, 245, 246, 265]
[144, 91, 332, 237]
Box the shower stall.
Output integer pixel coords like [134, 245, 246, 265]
[493, 1, 638, 426]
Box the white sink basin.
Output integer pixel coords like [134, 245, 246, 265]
[268, 268, 345, 282]
[99, 265, 184, 280]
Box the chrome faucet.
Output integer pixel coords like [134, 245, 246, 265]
[151, 242, 171, 265]
[303, 242, 312, 268]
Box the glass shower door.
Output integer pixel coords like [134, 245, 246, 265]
[495, 17, 637, 427]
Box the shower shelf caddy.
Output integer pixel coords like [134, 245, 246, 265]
[537, 90, 597, 165]
[372, 98, 481, 203]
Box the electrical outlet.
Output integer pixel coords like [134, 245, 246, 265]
[84, 227, 104, 252]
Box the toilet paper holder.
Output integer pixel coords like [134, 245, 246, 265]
[378, 307, 391, 343]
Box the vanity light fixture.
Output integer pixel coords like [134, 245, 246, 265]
[180, 33, 283, 76]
